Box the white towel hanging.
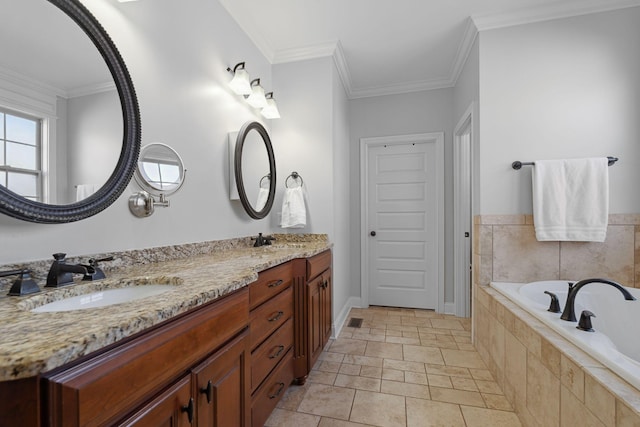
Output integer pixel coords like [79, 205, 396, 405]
[532, 157, 609, 242]
[280, 186, 306, 228]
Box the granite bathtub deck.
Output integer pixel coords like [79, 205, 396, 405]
[0, 239, 331, 381]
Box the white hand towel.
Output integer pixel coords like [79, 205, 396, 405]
[532, 157, 609, 242]
[280, 186, 306, 228]
[255, 187, 269, 211]
[76, 184, 97, 201]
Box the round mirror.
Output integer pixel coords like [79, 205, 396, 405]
[234, 121, 276, 219]
[134, 143, 186, 196]
[0, 0, 140, 223]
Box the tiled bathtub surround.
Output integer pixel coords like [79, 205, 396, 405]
[474, 283, 640, 426]
[473, 214, 640, 426]
[473, 214, 640, 287]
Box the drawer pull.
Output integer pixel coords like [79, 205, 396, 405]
[269, 382, 285, 399]
[269, 345, 286, 359]
[268, 311, 284, 322]
[182, 397, 194, 424]
[200, 380, 213, 404]
[268, 279, 284, 288]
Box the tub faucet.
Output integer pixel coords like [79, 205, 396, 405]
[46, 253, 95, 288]
[560, 278, 636, 322]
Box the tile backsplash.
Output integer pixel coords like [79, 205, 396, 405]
[473, 214, 640, 287]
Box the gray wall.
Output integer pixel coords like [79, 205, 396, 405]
[478, 7, 640, 215]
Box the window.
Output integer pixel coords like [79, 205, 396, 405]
[0, 108, 42, 201]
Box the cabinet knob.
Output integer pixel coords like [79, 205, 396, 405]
[200, 380, 213, 404]
[370, 231, 376, 236]
[268, 279, 284, 288]
[269, 345, 286, 359]
[182, 397, 194, 424]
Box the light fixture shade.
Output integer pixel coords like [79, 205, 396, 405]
[246, 80, 267, 108]
[228, 68, 252, 95]
[261, 96, 280, 119]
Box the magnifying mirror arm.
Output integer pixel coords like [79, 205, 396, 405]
[128, 191, 170, 218]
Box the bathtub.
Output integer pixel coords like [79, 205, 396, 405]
[491, 280, 640, 390]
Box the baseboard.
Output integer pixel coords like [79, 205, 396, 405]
[332, 296, 362, 339]
[444, 302, 456, 315]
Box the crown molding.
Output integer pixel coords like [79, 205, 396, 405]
[449, 18, 479, 87]
[67, 82, 117, 98]
[472, 0, 640, 31]
[349, 77, 455, 99]
[272, 41, 339, 64]
[331, 41, 354, 98]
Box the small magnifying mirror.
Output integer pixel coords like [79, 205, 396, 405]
[129, 143, 186, 217]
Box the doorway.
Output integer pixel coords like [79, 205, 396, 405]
[360, 133, 444, 311]
[453, 104, 473, 317]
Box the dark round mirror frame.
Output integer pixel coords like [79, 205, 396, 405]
[234, 121, 276, 220]
[0, 0, 141, 223]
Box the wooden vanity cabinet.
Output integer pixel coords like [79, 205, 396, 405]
[292, 250, 333, 383]
[42, 288, 250, 427]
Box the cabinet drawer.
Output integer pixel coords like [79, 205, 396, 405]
[44, 289, 249, 427]
[251, 317, 293, 392]
[306, 250, 331, 280]
[250, 286, 293, 350]
[251, 350, 294, 427]
[250, 262, 293, 310]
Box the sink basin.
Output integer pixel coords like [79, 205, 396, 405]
[31, 285, 176, 313]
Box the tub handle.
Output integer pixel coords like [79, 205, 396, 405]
[577, 310, 596, 332]
[544, 291, 562, 313]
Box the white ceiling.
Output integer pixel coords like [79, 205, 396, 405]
[218, 0, 640, 98]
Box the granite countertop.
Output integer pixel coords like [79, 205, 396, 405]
[0, 235, 331, 381]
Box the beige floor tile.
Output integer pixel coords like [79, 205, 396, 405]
[420, 339, 460, 350]
[403, 344, 445, 364]
[460, 405, 522, 427]
[482, 393, 513, 411]
[277, 383, 310, 411]
[451, 377, 478, 391]
[365, 341, 404, 360]
[475, 380, 503, 394]
[383, 359, 426, 373]
[319, 352, 346, 363]
[386, 329, 404, 337]
[385, 336, 422, 345]
[308, 370, 338, 385]
[404, 371, 428, 385]
[386, 324, 419, 333]
[381, 380, 430, 399]
[430, 318, 466, 330]
[353, 332, 386, 342]
[329, 338, 368, 355]
[343, 354, 384, 368]
[406, 397, 466, 427]
[334, 374, 381, 392]
[298, 384, 355, 420]
[339, 363, 362, 376]
[265, 408, 321, 427]
[382, 368, 405, 382]
[426, 364, 472, 378]
[318, 418, 376, 427]
[360, 366, 383, 379]
[403, 331, 420, 338]
[468, 368, 494, 381]
[350, 390, 406, 427]
[456, 343, 476, 351]
[441, 349, 487, 369]
[428, 374, 453, 388]
[318, 361, 342, 373]
[430, 387, 486, 407]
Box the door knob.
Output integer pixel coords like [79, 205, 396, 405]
[370, 231, 376, 236]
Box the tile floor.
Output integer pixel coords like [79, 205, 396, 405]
[265, 306, 522, 427]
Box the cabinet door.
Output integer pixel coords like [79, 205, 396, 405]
[192, 330, 250, 427]
[118, 375, 193, 427]
[321, 269, 332, 346]
[307, 275, 323, 368]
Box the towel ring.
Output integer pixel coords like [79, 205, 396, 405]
[285, 172, 304, 188]
[259, 173, 271, 188]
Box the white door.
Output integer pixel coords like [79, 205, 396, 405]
[361, 133, 444, 310]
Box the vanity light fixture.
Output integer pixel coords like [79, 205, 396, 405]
[261, 92, 281, 119]
[246, 79, 268, 108]
[226, 62, 252, 95]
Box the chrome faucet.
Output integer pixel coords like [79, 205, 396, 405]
[560, 278, 636, 322]
[46, 253, 95, 288]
